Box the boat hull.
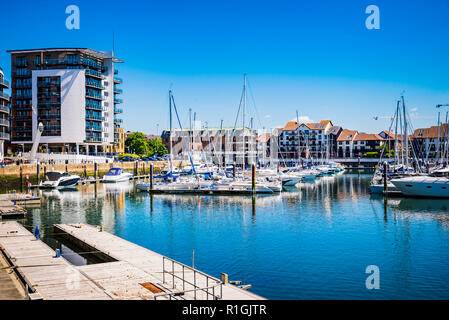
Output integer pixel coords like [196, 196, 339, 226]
[391, 177, 449, 198]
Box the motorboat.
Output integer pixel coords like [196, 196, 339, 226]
[391, 168, 449, 198]
[40, 171, 80, 189]
[102, 168, 133, 183]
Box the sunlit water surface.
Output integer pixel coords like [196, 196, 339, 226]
[19, 173, 449, 299]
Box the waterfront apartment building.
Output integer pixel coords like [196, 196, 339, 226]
[7, 48, 124, 156]
[413, 124, 448, 159]
[278, 120, 334, 162]
[162, 125, 258, 166]
[0, 67, 10, 160]
[337, 130, 386, 158]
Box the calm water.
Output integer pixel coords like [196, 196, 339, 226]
[18, 172, 449, 299]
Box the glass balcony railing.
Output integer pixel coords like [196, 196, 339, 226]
[0, 132, 10, 139]
[86, 125, 103, 131]
[0, 78, 9, 87]
[86, 81, 104, 89]
[12, 93, 32, 99]
[0, 119, 9, 126]
[85, 114, 105, 121]
[114, 98, 123, 104]
[85, 69, 105, 78]
[12, 82, 32, 89]
[85, 93, 104, 100]
[38, 114, 60, 120]
[114, 77, 122, 83]
[12, 70, 31, 77]
[114, 107, 123, 114]
[114, 87, 123, 94]
[0, 105, 9, 113]
[0, 92, 9, 99]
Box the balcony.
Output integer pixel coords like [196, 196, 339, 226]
[38, 114, 60, 120]
[85, 102, 104, 111]
[114, 87, 123, 94]
[0, 78, 9, 88]
[114, 98, 123, 104]
[14, 127, 32, 132]
[37, 81, 60, 87]
[85, 69, 105, 79]
[86, 125, 103, 132]
[0, 92, 9, 100]
[0, 119, 9, 127]
[12, 93, 32, 99]
[113, 77, 122, 84]
[14, 60, 28, 67]
[114, 118, 123, 124]
[114, 107, 123, 114]
[12, 82, 32, 89]
[43, 125, 61, 131]
[0, 132, 10, 140]
[86, 81, 104, 89]
[12, 70, 31, 77]
[85, 93, 104, 101]
[12, 115, 32, 121]
[85, 136, 106, 143]
[0, 105, 9, 113]
[85, 114, 105, 121]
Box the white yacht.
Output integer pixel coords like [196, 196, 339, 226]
[40, 171, 80, 189]
[391, 168, 449, 198]
[102, 168, 134, 183]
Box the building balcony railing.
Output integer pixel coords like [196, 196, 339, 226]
[0, 132, 10, 140]
[85, 136, 106, 143]
[37, 92, 60, 98]
[86, 115, 105, 121]
[14, 61, 28, 67]
[14, 127, 32, 132]
[114, 69, 118, 75]
[114, 88, 123, 94]
[12, 93, 32, 99]
[85, 103, 105, 111]
[42, 59, 104, 70]
[0, 78, 9, 87]
[12, 70, 32, 77]
[114, 118, 123, 124]
[12, 82, 32, 89]
[86, 126, 103, 132]
[86, 81, 104, 89]
[85, 69, 105, 79]
[0, 105, 9, 113]
[37, 81, 60, 87]
[114, 77, 122, 84]
[86, 93, 104, 101]
[44, 125, 61, 131]
[114, 98, 123, 104]
[114, 107, 123, 114]
[0, 92, 9, 100]
[0, 119, 9, 126]
[12, 115, 32, 121]
[38, 114, 60, 120]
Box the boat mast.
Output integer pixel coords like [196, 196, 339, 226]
[394, 100, 400, 165]
[169, 90, 173, 173]
[296, 110, 301, 167]
[402, 96, 409, 172]
[242, 73, 247, 168]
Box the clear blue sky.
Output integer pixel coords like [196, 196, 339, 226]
[1, 0, 448, 134]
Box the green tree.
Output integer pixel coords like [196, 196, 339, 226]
[125, 132, 148, 155]
[148, 138, 168, 156]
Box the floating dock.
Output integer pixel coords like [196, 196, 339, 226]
[0, 195, 28, 218]
[0, 221, 264, 300]
[54, 223, 265, 300]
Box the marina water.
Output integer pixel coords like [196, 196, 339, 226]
[18, 171, 449, 299]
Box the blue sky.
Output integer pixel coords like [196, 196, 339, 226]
[1, 0, 448, 134]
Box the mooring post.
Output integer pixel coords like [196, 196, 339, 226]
[150, 164, 154, 191]
[94, 162, 98, 180]
[19, 166, 23, 192]
[84, 165, 87, 178]
[44, 165, 47, 178]
[36, 163, 40, 185]
[251, 164, 256, 193]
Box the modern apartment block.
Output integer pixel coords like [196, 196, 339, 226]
[0, 67, 10, 160]
[413, 124, 448, 159]
[7, 48, 124, 155]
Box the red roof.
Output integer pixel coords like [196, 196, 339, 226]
[337, 129, 358, 141]
[282, 121, 299, 131]
[353, 133, 384, 141]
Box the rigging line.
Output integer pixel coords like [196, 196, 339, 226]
[233, 87, 245, 131]
[246, 79, 264, 129]
[170, 94, 199, 181]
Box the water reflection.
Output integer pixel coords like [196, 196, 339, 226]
[16, 173, 449, 299]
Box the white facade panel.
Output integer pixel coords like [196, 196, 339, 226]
[32, 69, 86, 144]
